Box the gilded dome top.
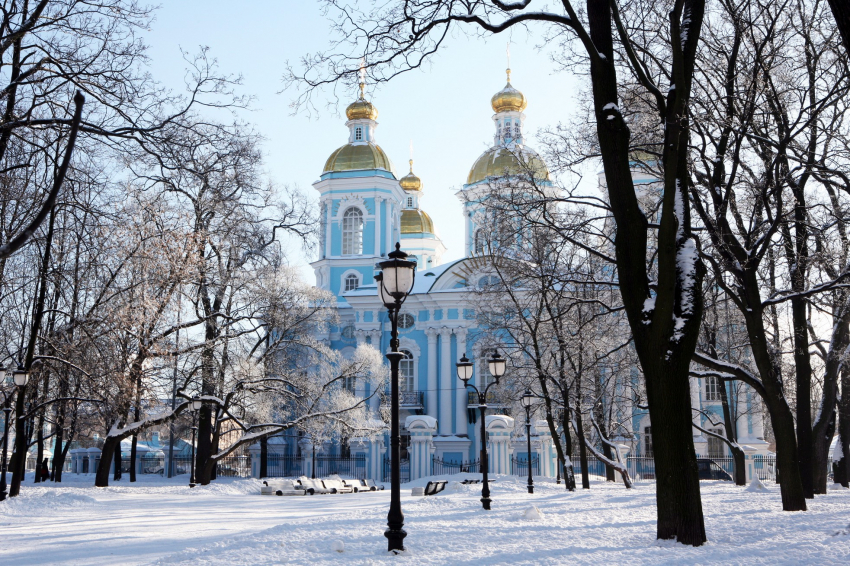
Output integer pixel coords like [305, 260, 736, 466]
[401, 209, 435, 235]
[323, 143, 395, 175]
[491, 69, 527, 113]
[467, 146, 550, 185]
[399, 159, 422, 192]
[346, 98, 378, 121]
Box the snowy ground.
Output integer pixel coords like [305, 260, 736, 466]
[1, 473, 849, 565]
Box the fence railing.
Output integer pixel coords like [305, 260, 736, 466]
[265, 454, 303, 478]
[311, 455, 367, 479]
[399, 391, 425, 408]
[510, 455, 539, 477]
[432, 457, 480, 476]
[382, 457, 410, 483]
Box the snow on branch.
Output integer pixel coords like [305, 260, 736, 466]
[691, 352, 766, 397]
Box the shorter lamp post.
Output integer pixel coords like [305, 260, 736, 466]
[0, 366, 16, 501]
[456, 350, 506, 510]
[521, 390, 535, 494]
[5, 366, 28, 498]
[189, 397, 202, 488]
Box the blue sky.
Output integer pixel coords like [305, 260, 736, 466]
[145, 1, 587, 276]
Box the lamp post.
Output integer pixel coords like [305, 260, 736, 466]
[189, 397, 202, 488]
[375, 242, 416, 554]
[8, 365, 29, 498]
[0, 366, 14, 501]
[521, 390, 535, 494]
[456, 349, 506, 510]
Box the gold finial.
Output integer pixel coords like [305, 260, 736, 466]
[358, 58, 366, 99]
[409, 140, 414, 172]
[506, 43, 511, 83]
[409, 158, 414, 173]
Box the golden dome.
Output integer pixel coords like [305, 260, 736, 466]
[400, 209, 435, 234]
[491, 69, 527, 113]
[467, 146, 550, 185]
[399, 159, 422, 192]
[346, 98, 378, 120]
[323, 143, 395, 174]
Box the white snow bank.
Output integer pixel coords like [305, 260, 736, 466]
[746, 477, 768, 492]
[0, 490, 98, 517]
[522, 505, 543, 520]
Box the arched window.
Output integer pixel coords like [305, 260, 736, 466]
[355, 126, 363, 141]
[399, 350, 415, 392]
[398, 313, 415, 329]
[342, 208, 363, 255]
[474, 229, 485, 255]
[344, 273, 360, 292]
[477, 275, 499, 288]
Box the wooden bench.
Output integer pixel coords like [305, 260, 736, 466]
[424, 480, 448, 496]
[261, 479, 307, 496]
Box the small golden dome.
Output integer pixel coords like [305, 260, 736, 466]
[399, 159, 422, 192]
[491, 69, 527, 113]
[346, 98, 378, 121]
[323, 143, 395, 174]
[400, 209, 435, 234]
[467, 146, 550, 185]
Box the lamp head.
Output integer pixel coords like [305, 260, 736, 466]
[521, 389, 534, 408]
[488, 349, 506, 381]
[376, 243, 416, 301]
[191, 397, 203, 411]
[456, 353, 473, 384]
[13, 365, 28, 387]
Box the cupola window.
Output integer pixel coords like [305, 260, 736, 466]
[344, 273, 360, 292]
[513, 123, 521, 139]
[355, 126, 363, 141]
[407, 196, 413, 208]
[474, 229, 485, 255]
[342, 207, 363, 255]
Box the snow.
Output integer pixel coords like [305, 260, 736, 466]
[2, 473, 850, 564]
[602, 103, 619, 112]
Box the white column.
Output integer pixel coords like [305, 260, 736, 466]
[736, 386, 750, 440]
[751, 396, 765, 440]
[439, 328, 453, 435]
[690, 376, 707, 457]
[425, 328, 439, 420]
[324, 200, 332, 257]
[374, 197, 382, 256]
[454, 328, 468, 436]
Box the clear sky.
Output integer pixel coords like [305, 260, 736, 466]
[144, 1, 588, 279]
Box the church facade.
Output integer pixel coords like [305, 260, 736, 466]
[262, 69, 770, 482]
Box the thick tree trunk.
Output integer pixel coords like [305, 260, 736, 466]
[764, 395, 806, 510]
[791, 297, 814, 498]
[812, 411, 836, 493]
[836, 365, 850, 487]
[260, 437, 268, 479]
[129, 434, 138, 482]
[827, 0, 850, 56]
[575, 410, 591, 489]
[113, 441, 122, 481]
[96, 435, 121, 487]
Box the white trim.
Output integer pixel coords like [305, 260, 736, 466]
[340, 269, 363, 294]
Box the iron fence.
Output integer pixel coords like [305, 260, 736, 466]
[432, 456, 480, 476]
[382, 457, 410, 483]
[510, 455, 539, 477]
[312, 454, 367, 479]
[265, 454, 302, 478]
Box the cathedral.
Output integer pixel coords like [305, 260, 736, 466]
[302, 68, 561, 480]
[262, 67, 769, 482]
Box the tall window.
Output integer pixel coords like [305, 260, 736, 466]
[513, 123, 521, 139]
[705, 376, 722, 401]
[355, 126, 363, 141]
[399, 350, 415, 392]
[474, 229, 485, 255]
[407, 196, 413, 208]
[344, 273, 360, 292]
[708, 429, 725, 459]
[644, 426, 653, 457]
[344, 375, 356, 394]
[342, 208, 363, 255]
[504, 120, 512, 140]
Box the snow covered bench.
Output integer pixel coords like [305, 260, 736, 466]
[297, 477, 333, 495]
[424, 480, 448, 496]
[260, 480, 307, 496]
[322, 476, 354, 494]
[363, 479, 385, 491]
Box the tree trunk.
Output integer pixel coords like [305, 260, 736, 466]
[96, 435, 121, 487]
[113, 440, 122, 481]
[719, 382, 745, 485]
[836, 365, 850, 487]
[791, 297, 814, 498]
[129, 434, 138, 482]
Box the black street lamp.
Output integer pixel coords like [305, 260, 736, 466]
[375, 243, 416, 554]
[189, 397, 202, 488]
[521, 390, 535, 494]
[7, 365, 29, 498]
[457, 349, 506, 510]
[0, 366, 15, 501]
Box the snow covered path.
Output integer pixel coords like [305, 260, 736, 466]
[1, 474, 849, 565]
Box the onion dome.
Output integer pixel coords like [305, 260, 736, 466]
[467, 146, 550, 185]
[323, 143, 395, 174]
[399, 159, 423, 192]
[346, 81, 379, 120]
[491, 69, 527, 113]
[400, 209, 435, 234]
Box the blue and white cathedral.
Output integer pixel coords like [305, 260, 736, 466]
[252, 68, 770, 481]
